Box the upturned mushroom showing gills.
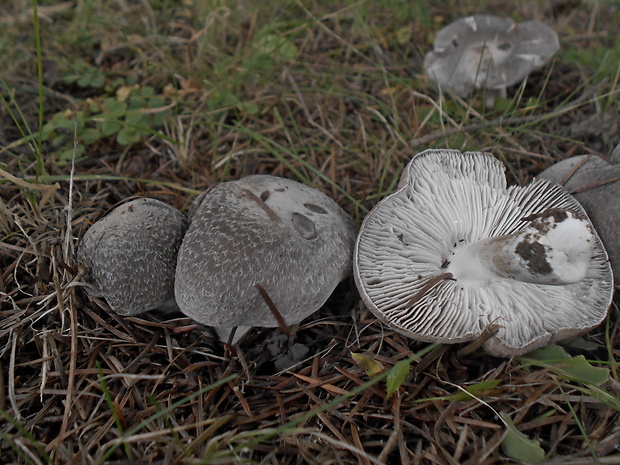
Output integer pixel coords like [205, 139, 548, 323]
[354, 149, 613, 357]
[538, 154, 620, 282]
[78, 198, 188, 316]
[424, 15, 559, 105]
[174, 175, 356, 341]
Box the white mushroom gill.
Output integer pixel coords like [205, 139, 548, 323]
[353, 149, 613, 357]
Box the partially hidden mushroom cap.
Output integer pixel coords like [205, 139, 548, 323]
[78, 198, 188, 316]
[354, 149, 613, 357]
[424, 15, 559, 97]
[611, 143, 620, 164]
[538, 154, 620, 282]
[174, 175, 356, 335]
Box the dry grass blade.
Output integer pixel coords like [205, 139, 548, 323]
[0, 167, 60, 191]
[256, 284, 291, 337]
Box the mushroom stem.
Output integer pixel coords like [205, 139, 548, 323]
[448, 209, 594, 285]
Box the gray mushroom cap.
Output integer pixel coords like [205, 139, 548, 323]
[424, 15, 559, 98]
[174, 175, 356, 335]
[611, 143, 620, 164]
[78, 198, 188, 316]
[538, 154, 620, 281]
[354, 149, 613, 357]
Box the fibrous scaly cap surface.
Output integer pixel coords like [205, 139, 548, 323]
[354, 149, 613, 357]
[78, 198, 188, 316]
[175, 175, 356, 331]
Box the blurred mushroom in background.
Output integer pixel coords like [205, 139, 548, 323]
[354, 149, 613, 357]
[538, 153, 620, 281]
[175, 175, 356, 343]
[78, 198, 188, 316]
[424, 15, 560, 106]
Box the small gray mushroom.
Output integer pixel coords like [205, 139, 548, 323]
[424, 15, 559, 105]
[78, 198, 188, 316]
[354, 149, 613, 357]
[175, 175, 356, 341]
[538, 154, 620, 281]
